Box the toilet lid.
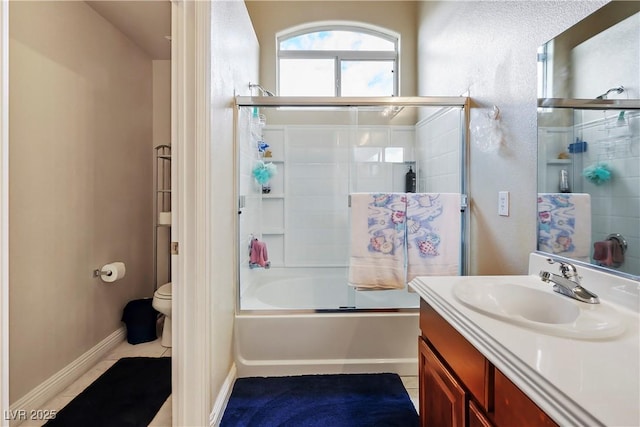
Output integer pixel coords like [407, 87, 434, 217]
[155, 282, 172, 298]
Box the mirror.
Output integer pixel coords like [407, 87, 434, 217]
[537, 2, 640, 279]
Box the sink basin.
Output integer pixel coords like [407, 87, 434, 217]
[453, 281, 625, 339]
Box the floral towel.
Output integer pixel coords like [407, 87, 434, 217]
[348, 193, 407, 290]
[348, 192, 461, 290]
[405, 193, 461, 281]
[537, 193, 591, 260]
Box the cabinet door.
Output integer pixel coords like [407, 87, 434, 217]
[494, 369, 558, 427]
[469, 400, 494, 427]
[419, 338, 467, 427]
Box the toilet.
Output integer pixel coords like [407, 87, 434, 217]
[152, 282, 172, 347]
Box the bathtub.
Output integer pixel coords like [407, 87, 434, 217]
[240, 267, 420, 310]
[235, 268, 420, 377]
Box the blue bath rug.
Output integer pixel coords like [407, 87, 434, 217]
[220, 373, 419, 427]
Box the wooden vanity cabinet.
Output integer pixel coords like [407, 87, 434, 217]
[419, 338, 467, 427]
[419, 300, 558, 427]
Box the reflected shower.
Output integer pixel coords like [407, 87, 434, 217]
[596, 86, 624, 99]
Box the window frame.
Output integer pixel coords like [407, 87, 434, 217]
[276, 23, 400, 97]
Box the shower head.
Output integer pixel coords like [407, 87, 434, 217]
[596, 86, 624, 99]
[249, 83, 276, 97]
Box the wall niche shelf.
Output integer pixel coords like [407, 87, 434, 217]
[547, 159, 571, 165]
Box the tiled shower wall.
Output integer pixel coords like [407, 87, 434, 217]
[257, 124, 417, 268]
[238, 108, 264, 297]
[416, 107, 463, 193]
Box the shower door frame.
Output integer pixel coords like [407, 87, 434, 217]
[234, 96, 471, 314]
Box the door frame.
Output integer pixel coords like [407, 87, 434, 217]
[0, 0, 9, 423]
[171, 1, 212, 426]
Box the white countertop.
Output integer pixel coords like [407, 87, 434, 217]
[409, 254, 640, 427]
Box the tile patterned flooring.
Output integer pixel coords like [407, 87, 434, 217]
[20, 338, 172, 427]
[22, 338, 418, 426]
[401, 375, 420, 412]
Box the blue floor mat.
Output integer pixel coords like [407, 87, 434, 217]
[220, 373, 419, 427]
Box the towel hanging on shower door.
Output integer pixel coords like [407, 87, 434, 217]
[348, 193, 407, 290]
[405, 193, 461, 282]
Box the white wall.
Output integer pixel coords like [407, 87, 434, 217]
[417, 1, 607, 275]
[209, 0, 259, 407]
[9, 1, 153, 402]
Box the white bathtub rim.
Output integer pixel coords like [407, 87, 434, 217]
[235, 309, 419, 317]
[236, 356, 417, 367]
[235, 356, 418, 378]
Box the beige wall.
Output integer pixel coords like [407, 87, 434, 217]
[153, 61, 171, 148]
[9, 1, 153, 402]
[417, 1, 607, 275]
[153, 60, 171, 288]
[246, 1, 417, 96]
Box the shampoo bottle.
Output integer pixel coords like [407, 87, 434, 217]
[405, 166, 416, 193]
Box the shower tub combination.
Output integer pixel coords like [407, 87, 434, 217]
[234, 96, 469, 378]
[236, 268, 420, 377]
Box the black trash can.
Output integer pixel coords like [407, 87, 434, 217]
[121, 298, 158, 344]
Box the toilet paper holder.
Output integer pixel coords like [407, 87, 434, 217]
[93, 268, 113, 278]
[93, 262, 126, 281]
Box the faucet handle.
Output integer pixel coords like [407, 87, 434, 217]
[546, 258, 579, 279]
[539, 270, 551, 282]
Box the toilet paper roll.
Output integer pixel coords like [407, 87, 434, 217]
[101, 262, 126, 283]
[158, 211, 172, 225]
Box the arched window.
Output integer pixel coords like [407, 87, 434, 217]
[277, 23, 399, 97]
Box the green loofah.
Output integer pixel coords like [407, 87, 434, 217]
[582, 163, 611, 185]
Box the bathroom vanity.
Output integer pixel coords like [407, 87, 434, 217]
[409, 253, 640, 427]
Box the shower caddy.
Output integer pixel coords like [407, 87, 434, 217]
[154, 144, 171, 291]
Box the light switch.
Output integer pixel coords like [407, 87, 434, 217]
[498, 191, 509, 216]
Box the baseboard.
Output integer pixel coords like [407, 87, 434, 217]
[10, 327, 125, 426]
[209, 363, 237, 427]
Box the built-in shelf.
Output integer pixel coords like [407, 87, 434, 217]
[547, 159, 572, 165]
[263, 229, 285, 235]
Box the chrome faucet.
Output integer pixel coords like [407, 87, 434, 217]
[539, 258, 600, 304]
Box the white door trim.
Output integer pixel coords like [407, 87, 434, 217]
[171, 1, 212, 426]
[0, 0, 9, 424]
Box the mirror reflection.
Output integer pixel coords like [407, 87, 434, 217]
[537, 2, 640, 278]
